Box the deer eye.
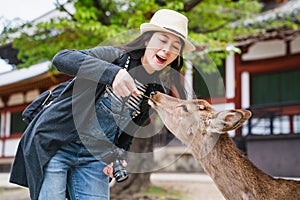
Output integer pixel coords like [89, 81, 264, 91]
[198, 105, 206, 110]
[179, 105, 189, 112]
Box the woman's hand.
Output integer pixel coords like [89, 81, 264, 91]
[112, 69, 140, 97]
[103, 163, 114, 178]
[103, 161, 128, 178]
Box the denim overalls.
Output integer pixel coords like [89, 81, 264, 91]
[93, 85, 138, 143]
[39, 85, 143, 200]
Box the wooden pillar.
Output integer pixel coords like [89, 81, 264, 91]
[289, 115, 294, 134]
[1, 96, 9, 107]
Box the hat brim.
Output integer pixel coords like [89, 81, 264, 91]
[140, 23, 196, 52]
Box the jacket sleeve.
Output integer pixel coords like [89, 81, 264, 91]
[52, 46, 124, 86]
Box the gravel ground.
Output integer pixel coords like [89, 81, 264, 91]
[151, 173, 225, 200]
[0, 188, 30, 200]
[0, 173, 225, 200]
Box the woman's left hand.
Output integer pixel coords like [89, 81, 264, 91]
[103, 163, 114, 178]
[103, 161, 127, 178]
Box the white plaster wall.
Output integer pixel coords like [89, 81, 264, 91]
[225, 54, 235, 99]
[25, 89, 40, 103]
[294, 115, 300, 133]
[0, 141, 2, 157]
[4, 139, 20, 157]
[0, 113, 4, 137]
[184, 60, 194, 100]
[213, 102, 235, 111]
[291, 36, 300, 54]
[242, 40, 286, 61]
[241, 72, 250, 109]
[5, 113, 10, 137]
[7, 93, 24, 106]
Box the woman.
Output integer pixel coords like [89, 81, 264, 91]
[10, 9, 195, 200]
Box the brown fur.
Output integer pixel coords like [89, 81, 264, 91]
[149, 92, 300, 200]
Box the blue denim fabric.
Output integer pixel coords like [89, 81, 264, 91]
[38, 142, 110, 200]
[79, 86, 135, 146]
[95, 86, 134, 139]
[39, 87, 135, 199]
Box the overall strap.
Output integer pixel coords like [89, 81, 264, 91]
[112, 53, 131, 147]
[124, 55, 130, 70]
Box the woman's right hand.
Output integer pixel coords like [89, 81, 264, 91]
[112, 69, 140, 97]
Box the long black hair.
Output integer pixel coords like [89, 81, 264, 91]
[120, 31, 186, 98]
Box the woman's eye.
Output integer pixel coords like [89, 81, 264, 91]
[173, 45, 180, 50]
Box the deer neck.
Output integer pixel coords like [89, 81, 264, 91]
[190, 133, 273, 199]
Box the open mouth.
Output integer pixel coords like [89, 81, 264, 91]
[155, 55, 166, 64]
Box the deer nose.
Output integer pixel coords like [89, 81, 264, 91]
[150, 91, 157, 97]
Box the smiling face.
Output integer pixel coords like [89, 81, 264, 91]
[141, 32, 182, 74]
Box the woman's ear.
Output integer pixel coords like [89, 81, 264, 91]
[145, 41, 148, 46]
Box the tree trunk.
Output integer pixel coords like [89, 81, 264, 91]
[110, 136, 154, 198]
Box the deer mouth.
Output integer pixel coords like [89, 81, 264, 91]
[148, 99, 155, 106]
[148, 91, 160, 110]
[148, 97, 157, 108]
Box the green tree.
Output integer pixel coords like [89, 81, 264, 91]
[1, 0, 299, 197]
[2, 0, 299, 68]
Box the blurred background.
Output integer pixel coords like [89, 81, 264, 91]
[1, 0, 300, 199]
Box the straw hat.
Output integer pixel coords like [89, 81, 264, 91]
[140, 9, 196, 52]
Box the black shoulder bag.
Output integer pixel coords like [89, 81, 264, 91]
[22, 80, 71, 124]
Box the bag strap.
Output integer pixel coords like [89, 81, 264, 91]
[113, 55, 131, 147]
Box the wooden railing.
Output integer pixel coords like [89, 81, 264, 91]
[247, 103, 300, 135]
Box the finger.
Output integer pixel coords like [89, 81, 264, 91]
[122, 160, 127, 167]
[114, 85, 131, 97]
[132, 90, 141, 96]
[108, 163, 114, 178]
[103, 164, 114, 178]
[103, 165, 111, 174]
[112, 70, 134, 97]
[125, 81, 140, 96]
[103, 166, 109, 175]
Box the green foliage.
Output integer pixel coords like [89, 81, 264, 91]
[185, 0, 264, 48]
[143, 186, 187, 199]
[1, 0, 299, 70]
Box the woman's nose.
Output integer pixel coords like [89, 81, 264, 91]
[162, 43, 172, 53]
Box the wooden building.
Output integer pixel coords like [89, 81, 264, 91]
[0, 62, 69, 171]
[190, 1, 300, 177]
[156, 1, 300, 176]
[1, 1, 299, 176]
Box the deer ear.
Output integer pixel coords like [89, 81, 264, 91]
[218, 109, 252, 132]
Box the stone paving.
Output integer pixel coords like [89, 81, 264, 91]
[0, 173, 225, 200]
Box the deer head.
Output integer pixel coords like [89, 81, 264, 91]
[149, 92, 300, 200]
[149, 92, 251, 156]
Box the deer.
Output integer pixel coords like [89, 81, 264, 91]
[148, 91, 300, 200]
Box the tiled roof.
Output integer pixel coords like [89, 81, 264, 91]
[234, 0, 300, 45]
[0, 61, 50, 87]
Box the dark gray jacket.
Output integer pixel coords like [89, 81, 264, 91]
[9, 46, 136, 200]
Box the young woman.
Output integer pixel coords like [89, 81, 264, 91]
[10, 9, 195, 200]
